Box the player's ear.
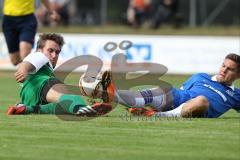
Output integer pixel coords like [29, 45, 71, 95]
[237, 70, 240, 79]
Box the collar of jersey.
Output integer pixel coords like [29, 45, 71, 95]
[212, 75, 235, 91]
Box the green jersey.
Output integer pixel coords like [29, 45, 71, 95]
[20, 64, 57, 106]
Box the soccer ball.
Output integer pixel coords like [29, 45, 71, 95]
[79, 74, 103, 98]
[79, 71, 115, 102]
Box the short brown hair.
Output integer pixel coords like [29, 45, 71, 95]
[225, 53, 240, 72]
[37, 33, 65, 49]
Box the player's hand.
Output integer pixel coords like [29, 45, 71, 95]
[15, 65, 28, 83]
[49, 11, 60, 22]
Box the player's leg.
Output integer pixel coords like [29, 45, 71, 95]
[7, 79, 112, 116]
[40, 79, 112, 116]
[115, 88, 173, 117]
[112, 73, 173, 112]
[155, 96, 209, 118]
[40, 79, 87, 114]
[44, 81, 72, 103]
[2, 15, 22, 65]
[7, 103, 59, 115]
[181, 96, 209, 117]
[9, 53, 22, 66]
[43, 84, 112, 116]
[19, 41, 33, 59]
[115, 88, 172, 111]
[83, 70, 172, 110]
[32, 101, 112, 116]
[7, 79, 68, 115]
[19, 14, 37, 59]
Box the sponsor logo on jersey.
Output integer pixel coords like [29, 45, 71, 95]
[226, 90, 234, 97]
[203, 84, 227, 102]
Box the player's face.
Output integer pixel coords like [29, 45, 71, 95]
[39, 40, 61, 68]
[217, 58, 240, 85]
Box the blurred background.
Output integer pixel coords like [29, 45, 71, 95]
[0, 2, 239, 160]
[0, 0, 238, 28]
[35, 0, 240, 27]
[0, 0, 239, 74]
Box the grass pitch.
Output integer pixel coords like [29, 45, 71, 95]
[0, 71, 239, 160]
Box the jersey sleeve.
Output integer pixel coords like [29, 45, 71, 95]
[23, 52, 49, 74]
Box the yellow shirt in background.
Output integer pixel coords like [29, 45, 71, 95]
[3, 0, 35, 16]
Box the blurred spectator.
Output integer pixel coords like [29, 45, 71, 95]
[149, 0, 183, 29]
[36, 0, 71, 26]
[127, 0, 151, 28]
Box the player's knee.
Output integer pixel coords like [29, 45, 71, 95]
[10, 54, 21, 66]
[11, 58, 21, 66]
[182, 96, 209, 118]
[196, 96, 209, 109]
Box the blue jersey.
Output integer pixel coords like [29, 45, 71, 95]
[171, 73, 240, 118]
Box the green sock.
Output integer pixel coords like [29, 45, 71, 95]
[25, 106, 35, 114]
[39, 103, 57, 114]
[58, 94, 86, 114]
[24, 94, 86, 114]
[24, 103, 57, 114]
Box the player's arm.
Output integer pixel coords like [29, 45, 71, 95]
[15, 62, 35, 83]
[15, 52, 49, 83]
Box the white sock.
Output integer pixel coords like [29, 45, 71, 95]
[115, 89, 165, 108]
[115, 90, 145, 107]
[140, 89, 165, 109]
[135, 98, 145, 107]
[150, 94, 164, 110]
[154, 103, 185, 117]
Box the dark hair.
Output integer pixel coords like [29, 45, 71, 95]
[37, 33, 65, 49]
[225, 53, 240, 72]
